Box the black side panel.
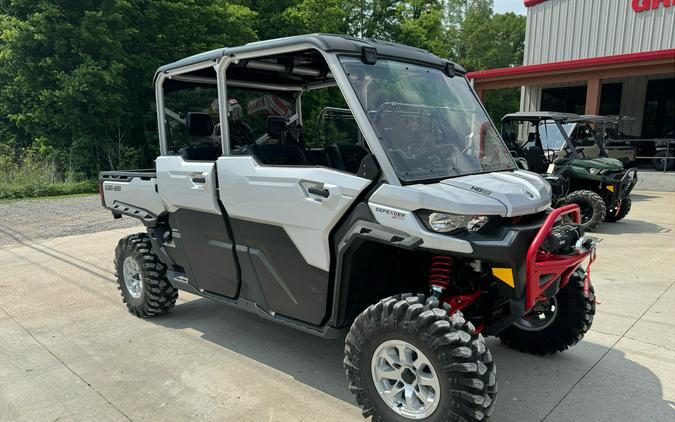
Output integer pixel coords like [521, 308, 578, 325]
[230, 219, 329, 326]
[169, 210, 240, 298]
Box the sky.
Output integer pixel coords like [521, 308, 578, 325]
[493, 0, 527, 15]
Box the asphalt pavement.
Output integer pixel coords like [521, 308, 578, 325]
[0, 192, 673, 421]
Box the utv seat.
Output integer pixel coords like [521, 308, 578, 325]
[306, 149, 333, 167]
[523, 145, 548, 173]
[326, 144, 368, 174]
[250, 144, 307, 166]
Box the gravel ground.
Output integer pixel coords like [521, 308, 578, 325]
[0, 195, 141, 246]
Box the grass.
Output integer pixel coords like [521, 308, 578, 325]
[0, 180, 99, 201]
[0, 192, 98, 205]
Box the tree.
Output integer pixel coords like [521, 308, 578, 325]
[0, 0, 257, 177]
[281, 0, 349, 35]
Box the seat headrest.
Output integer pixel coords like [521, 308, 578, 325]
[266, 116, 286, 138]
[186, 112, 214, 137]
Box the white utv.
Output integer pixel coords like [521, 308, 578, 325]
[100, 35, 598, 422]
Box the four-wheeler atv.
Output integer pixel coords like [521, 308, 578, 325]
[501, 111, 637, 230]
[100, 35, 598, 422]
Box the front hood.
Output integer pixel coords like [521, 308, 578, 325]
[440, 170, 551, 216]
[368, 170, 551, 219]
[572, 157, 624, 171]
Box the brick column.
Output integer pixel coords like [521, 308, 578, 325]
[585, 78, 601, 115]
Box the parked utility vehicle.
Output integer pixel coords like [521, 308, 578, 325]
[576, 115, 638, 165]
[501, 111, 637, 230]
[100, 35, 598, 422]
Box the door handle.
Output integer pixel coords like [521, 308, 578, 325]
[308, 186, 330, 198]
[189, 172, 207, 184]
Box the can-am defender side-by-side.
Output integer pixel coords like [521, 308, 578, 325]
[100, 35, 598, 422]
[501, 112, 637, 230]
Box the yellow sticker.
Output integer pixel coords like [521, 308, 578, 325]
[606, 185, 615, 192]
[492, 268, 515, 288]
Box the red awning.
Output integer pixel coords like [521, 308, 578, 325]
[467, 49, 675, 80]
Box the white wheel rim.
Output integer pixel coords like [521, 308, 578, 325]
[371, 340, 441, 419]
[122, 256, 143, 299]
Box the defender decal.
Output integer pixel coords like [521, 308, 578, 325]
[374, 206, 406, 220]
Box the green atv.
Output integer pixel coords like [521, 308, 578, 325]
[501, 112, 638, 230]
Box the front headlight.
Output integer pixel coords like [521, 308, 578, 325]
[589, 168, 606, 175]
[422, 212, 492, 234]
[428, 212, 470, 233]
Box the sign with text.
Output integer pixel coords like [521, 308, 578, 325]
[632, 0, 672, 12]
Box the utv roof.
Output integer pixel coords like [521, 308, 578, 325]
[502, 111, 584, 122]
[579, 114, 636, 124]
[156, 33, 466, 75]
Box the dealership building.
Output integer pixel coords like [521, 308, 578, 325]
[469, 0, 674, 139]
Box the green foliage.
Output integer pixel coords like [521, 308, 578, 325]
[0, 0, 526, 198]
[0, 147, 97, 199]
[0, 180, 98, 200]
[483, 87, 521, 130]
[0, 0, 258, 181]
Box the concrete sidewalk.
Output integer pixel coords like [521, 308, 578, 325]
[1, 192, 674, 421]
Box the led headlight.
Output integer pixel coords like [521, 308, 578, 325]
[423, 212, 492, 234]
[589, 168, 605, 175]
[467, 215, 491, 232]
[428, 212, 470, 233]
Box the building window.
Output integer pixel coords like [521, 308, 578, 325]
[642, 78, 675, 138]
[541, 86, 587, 114]
[599, 83, 622, 116]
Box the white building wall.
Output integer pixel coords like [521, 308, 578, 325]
[524, 0, 675, 65]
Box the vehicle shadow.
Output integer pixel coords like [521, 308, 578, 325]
[629, 193, 662, 203]
[153, 296, 674, 421]
[592, 218, 670, 235]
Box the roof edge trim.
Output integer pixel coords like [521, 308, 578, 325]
[466, 48, 675, 80]
[524, 0, 549, 7]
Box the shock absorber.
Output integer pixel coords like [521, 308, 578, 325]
[428, 255, 453, 298]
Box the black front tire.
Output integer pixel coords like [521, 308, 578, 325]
[497, 272, 595, 355]
[604, 197, 631, 222]
[114, 233, 178, 317]
[345, 294, 496, 422]
[563, 190, 606, 231]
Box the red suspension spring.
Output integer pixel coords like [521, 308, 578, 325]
[428, 255, 454, 292]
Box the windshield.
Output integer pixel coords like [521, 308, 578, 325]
[538, 122, 573, 150]
[339, 57, 515, 182]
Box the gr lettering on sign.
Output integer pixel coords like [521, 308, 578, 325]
[632, 0, 672, 12]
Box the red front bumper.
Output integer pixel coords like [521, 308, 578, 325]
[525, 205, 596, 311]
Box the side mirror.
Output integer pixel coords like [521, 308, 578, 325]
[357, 154, 380, 180]
[514, 157, 529, 170]
[186, 112, 214, 136]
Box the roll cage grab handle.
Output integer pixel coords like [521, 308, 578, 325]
[525, 204, 596, 311]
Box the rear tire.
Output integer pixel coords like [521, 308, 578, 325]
[345, 294, 496, 422]
[563, 190, 606, 231]
[114, 233, 178, 317]
[651, 150, 675, 171]
[604, 197, 631, 222]
[497, 272, 595, 355]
